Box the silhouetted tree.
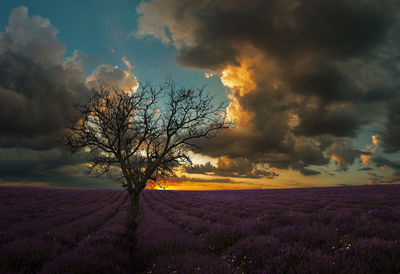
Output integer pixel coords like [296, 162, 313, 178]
[65, 80, 227, 219]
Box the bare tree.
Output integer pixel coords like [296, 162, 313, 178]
[65, 80, 227, 219]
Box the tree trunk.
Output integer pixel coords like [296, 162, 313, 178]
[129, 191, 141, 221]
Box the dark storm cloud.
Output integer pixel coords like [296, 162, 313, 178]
[0, 7, 89, 149]
[299, 168, 320, 176]
[358, 167, 373, 171]
[0, 147, 117, 189]
[381, 99, 400, 152]
[175, 0, 396, 69]
[368, 155, 400, 185]
[0, 52, 87, 149]
[368, 171, 400, 184]
[194, 130, 358, 172]
[372, 156, 400, 170]
[317, 136, 360, 171]
[0, 7, 119, 188]
[361, 151, 372, 156]
[287, 65, 356, 102]
[0, 147, 84, 181]
[137, 0, 400, 173]
[294, 103, 361, 137]
[0, 7, 148, 189]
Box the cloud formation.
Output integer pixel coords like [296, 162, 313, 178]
[86, 64, 138, 92]
[0, 146, 117, 188]
[137, 0, 400, 173]
[184, 156, 277, 179]
[0, 7, 140, 151]
[373, 156, 400, 170]
[0, 7, 88, 149]
[382, 99, 400, 153]
[0, 7, 138, 188]
[369, 155, 400, 185]
[360, 135, 380, 165]
[0, 6, 65, 64]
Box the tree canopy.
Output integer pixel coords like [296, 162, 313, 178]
[65, 80, 227, 217]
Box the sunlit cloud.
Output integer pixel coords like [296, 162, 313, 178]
[331, 154, 344, 167]
[380, 166, 388, 172]
[220, 57, 257, 97]
[360, 153, 372, 165]
[135, 0, 400, 185]
[86, 64, 138, 92]
[287, 113, 300, 129]
[204, 72, 214, 78]
[122, 55, 133, 71]
[360, 134, 380, 165]
[184, 156, 276, 179]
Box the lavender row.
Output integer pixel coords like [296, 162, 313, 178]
[39, 195, 133, 273]
[134, 191, 235, 273]
[147, 187, 400, 240]
[0, 188, 116, 231]
[0, 190, 125, 246]
[0, 188, 130, 273]
[140, 185, 400, 273]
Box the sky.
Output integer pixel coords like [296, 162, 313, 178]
[0, 0, 400, 190]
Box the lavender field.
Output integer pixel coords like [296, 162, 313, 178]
[1, 185, 400, 273]
[0, 186, 134, 273]
[135, 185, 400, 273]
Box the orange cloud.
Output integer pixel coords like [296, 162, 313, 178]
[122, 56, 133, 71]
[221, 61, 256, 97]
[287, 113, 300, 129]
[380, 166, 388, 172]
[219, 50, 263, 127]
[372, 135, 380, 145]
[204, 72, 214, 78]
[384, 174, 400, 182]
[331, 153, 354, 171]
[217, 156, 236, 170]
[331, 154, 343, 165]
[225, 95, 254, 127]
[360, 150, 372, 165]
[360, 134, 380, 165]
